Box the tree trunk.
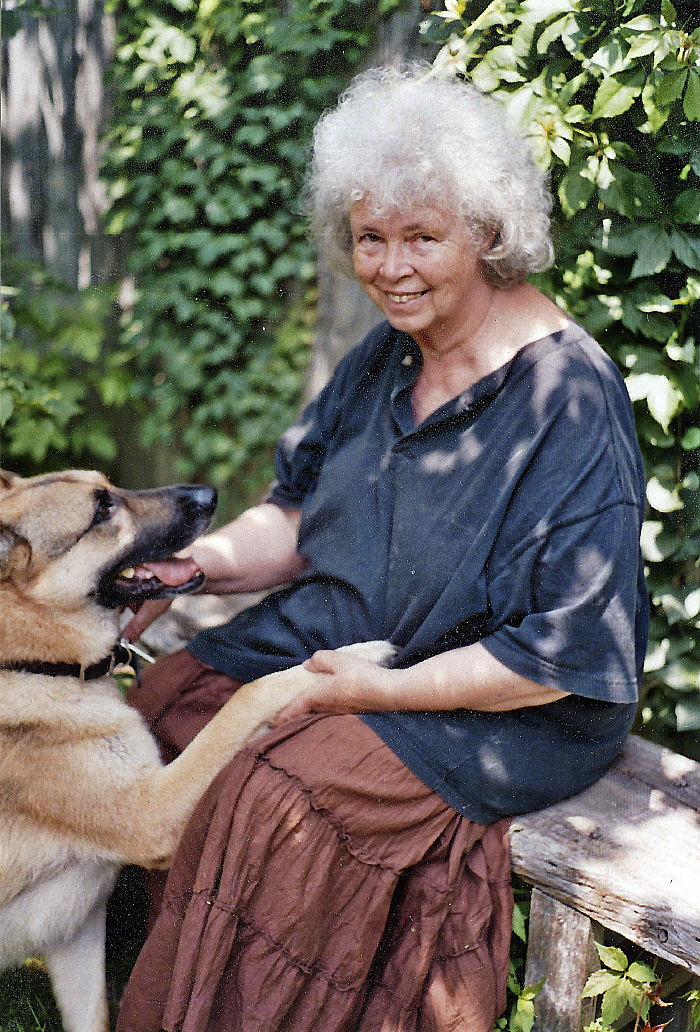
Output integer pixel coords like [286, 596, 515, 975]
[1, 0, 116, 288]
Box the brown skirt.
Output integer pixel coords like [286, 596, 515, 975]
[117, 650, 513, 1032]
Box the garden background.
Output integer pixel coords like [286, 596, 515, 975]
[1, 0, 699, 1028]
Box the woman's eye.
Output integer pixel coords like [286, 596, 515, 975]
[92, 491, 115, 526]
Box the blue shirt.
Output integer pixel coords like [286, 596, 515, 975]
[191, 320, 648, 822]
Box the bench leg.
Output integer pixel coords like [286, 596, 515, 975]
[524, 888, 602, 1032]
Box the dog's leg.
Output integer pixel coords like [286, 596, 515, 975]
[125, 641, 397, 868]
[43, 902, 109, 1032]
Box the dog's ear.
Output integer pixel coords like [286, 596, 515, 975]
[0, 525, 32, 581]
[0, 471, 22, 493]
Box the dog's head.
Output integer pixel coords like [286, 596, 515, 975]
[0, 471, 216, 658]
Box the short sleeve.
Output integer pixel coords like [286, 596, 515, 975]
[266, 349, 356, 509]
[483, 503, 644, 703]
[266, 394, 331, 509]
[267, 321, 397, 509]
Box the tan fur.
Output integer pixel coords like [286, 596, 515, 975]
[0, 469, 392, 1032]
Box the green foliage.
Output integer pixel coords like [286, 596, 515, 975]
[102, 0, 397, 511]
[687, 987, 700, 1030]
[0, 251, 128, 473]
[0, 0, 63, 40]
[579, 942, 693, 1032]
[426, 0, 700, 757]
[493, 884, 544, 1032]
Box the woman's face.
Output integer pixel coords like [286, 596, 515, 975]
[350, 200, 489, 349]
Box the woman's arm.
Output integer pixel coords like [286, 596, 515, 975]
[183, 503, 306, 593]
[270, 639, 568, 723]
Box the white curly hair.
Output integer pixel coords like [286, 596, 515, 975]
[308, 64, 554, 288]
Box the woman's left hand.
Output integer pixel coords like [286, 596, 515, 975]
[269, 649, 402, 725]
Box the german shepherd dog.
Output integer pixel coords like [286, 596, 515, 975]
[0, 469, 392, 1032]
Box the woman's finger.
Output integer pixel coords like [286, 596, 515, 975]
[121, 599, 173, 641]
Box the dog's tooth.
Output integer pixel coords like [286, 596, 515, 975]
[120, 567, 136, 578]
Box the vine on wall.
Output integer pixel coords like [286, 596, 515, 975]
[102, 0, 398, 510]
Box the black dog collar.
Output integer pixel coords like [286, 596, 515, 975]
[0, 640, 147, 681]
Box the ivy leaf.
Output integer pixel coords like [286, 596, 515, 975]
[559, 167, 595, 216]
[583, 970, 624, 998]
[536, 13, 578, 54]
[627, 962, 657, 984]
[646, 477, 684, 513]
[621, 299, 674, 342]
[596, 944, 630, 972]
[654, 68, 688, 108]
[592, 77, 641, 119]
[681, 427, 700, 450]
[601, 980, 633, 1026]
[512, 902, 527, 942]
[672, 189, 700, 225]
[623, 16, 658, 31]
[671, 230, 700, 270]
[519, 0, 577, 22]
[684, 70, 700, 120]
[588, 38, 628, 74]
[626, 34, 662, 62]
[629, 226, 673, 278]
[641, 521, 678, 562]
[660, 0, 677, 24]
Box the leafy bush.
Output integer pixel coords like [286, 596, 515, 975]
[102, 0, 398, 511]
[425, 0, 700, 757]
[0, 252, 128, 473]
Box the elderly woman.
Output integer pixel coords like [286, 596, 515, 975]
[117, 66, 647, 1032]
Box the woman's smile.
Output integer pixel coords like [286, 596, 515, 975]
[385, 289, 429, 302]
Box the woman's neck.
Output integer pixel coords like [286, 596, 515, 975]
[411, 284, 571, 424]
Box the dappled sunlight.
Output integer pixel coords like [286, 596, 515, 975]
[420, 432, 484, 474]
[278, 419, 314, 457]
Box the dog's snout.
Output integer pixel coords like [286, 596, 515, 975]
[175, 485, 217, 519]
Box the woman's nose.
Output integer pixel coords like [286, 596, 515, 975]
[379, 242, 412, 279]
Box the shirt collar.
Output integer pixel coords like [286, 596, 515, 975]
[390, 331, 516, 435]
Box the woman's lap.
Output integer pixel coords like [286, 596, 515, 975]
[118, 650, 512, 1032]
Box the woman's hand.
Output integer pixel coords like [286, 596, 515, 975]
[269, 649, 404, 724]
[270, 640, 567, 725]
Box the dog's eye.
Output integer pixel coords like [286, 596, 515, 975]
[91, 490, 116, 527]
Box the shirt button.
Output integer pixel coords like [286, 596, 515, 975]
[402, 355, 413, 366]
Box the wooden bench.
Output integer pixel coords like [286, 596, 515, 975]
[510, 734, 700, 1030]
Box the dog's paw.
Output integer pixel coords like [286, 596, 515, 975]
[337, 640, 397, 667]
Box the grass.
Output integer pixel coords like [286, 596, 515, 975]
[0, 964, 62, 1032]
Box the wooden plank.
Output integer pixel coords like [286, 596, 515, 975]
[524, 889, 601, 1032]
[617, 736, 700, 810]
[511, 737, 700, 976]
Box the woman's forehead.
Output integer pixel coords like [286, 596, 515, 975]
[349, 198, 454, 231]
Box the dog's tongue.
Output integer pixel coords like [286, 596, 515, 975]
[139, 558, 202, 586]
